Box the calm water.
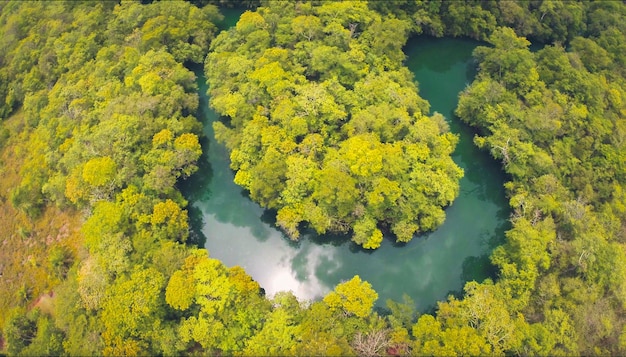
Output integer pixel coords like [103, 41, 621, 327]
[181, 35, 509, 311]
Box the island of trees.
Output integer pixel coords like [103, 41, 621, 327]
[206, 0, 463, 248]
[0, 0, 625, 356]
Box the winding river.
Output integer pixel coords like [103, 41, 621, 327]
[181, 27, 509, 311]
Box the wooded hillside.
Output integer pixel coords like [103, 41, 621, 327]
[1, 0, 625, 355]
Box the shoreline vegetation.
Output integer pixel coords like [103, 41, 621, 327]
[0, 0, 625, 355]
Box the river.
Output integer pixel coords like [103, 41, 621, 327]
[181, 30, 509, 311]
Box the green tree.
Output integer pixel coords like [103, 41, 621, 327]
[242, 293, 302, 356]
[3, 308, 37, 355]
[169, 250, 271, 354]
[100, 267, 165, 356]
[323, 275, 378, 318]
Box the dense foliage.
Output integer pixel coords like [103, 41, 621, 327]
[454, 23, 626, 355]
[371, 0, 592, 44]
[205, 1, 462, 248]
[1, 0, 626, 356]
[0, 0, 224, 354]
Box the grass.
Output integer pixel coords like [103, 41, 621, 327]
[0, 112, 83, 328]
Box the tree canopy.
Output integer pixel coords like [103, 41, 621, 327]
[205, 1, 462, 248]
[1, 0, 626, 356]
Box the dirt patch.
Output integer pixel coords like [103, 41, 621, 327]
[32, 292, 55, 316]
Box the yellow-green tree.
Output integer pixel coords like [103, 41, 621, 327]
[323, 275, 378, 318]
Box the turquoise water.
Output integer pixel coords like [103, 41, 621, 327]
[182, 35, 509, 311]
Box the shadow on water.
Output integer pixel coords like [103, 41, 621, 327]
[460, 211, 511, 284]
[300, 226, 352, 248]
[465, 58, 479, 84]
[259, 208, 277, 225]
[459, 149, 509, 204]
[421, 303, 440, 317]
[446, 247, 501, 302]
[387, 236, 409, 249]
[186, 204, 208, 247]
[216, 7, 249, 31]
[256, 209, 281, 244]
[461, 254, 495, 283]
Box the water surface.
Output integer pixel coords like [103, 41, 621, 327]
[182, 36, 509, 311]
